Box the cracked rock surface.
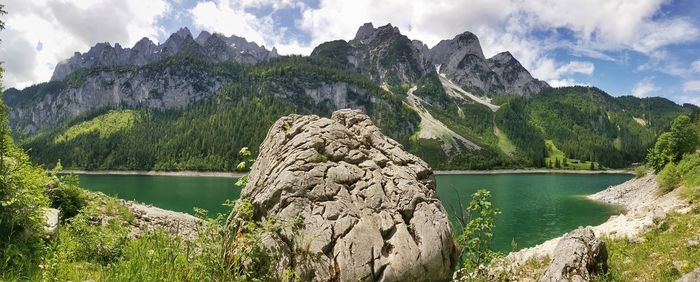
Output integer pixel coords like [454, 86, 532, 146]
[237, 109, 458, 281]
[539, 227, 607, 282]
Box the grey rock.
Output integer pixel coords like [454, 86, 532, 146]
[486, 52, 549, 98]
[677, 267, 700, 282]
[428, 32, 548, 97]
[232, 109, 457, 281]
[44, 208, 59, 238]
[539, 227, 608, 282]
[120, 200, 201, 241]
[8, 66, 229, 135]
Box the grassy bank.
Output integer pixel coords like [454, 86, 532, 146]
[601, 207, 700, 281]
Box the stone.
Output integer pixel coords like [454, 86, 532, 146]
[231, 109, 458, 281]
[539, 227, 608, 282]
[44, 208, 60, 238]
[677, 267, 700, 282]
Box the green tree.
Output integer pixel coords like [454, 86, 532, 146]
[555, 158, 561, 168]
[590, 162, 595, 170]
[647, 115, 700, 171]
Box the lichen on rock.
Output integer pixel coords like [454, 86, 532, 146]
[231, 109, 458, 281]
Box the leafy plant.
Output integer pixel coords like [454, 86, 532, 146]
[457, 189, 501, 277]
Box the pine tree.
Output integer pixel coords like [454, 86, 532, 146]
[589, 162, 594, 170]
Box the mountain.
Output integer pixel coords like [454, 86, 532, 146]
[428, 32, 548, 97]
[4, 23, 697, 171]
[311, 23, 435, 87]
[50, 27, 277, 81]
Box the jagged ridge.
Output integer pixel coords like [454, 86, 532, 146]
[50, 27, 278, 81]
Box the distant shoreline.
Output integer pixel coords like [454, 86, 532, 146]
[62, 168, 633, 178]
[61, 170, 246, 178]
[434, 169, 634, 175]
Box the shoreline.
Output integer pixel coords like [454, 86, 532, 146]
[62, 168, 633, 178]
[434, 169, 633, 175]
[61, 170, 246, 178]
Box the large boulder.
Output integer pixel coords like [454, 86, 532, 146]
[234, 109, 458, 281]
[539, 227, 608, 282]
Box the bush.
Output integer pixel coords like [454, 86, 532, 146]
[48, 174, 87, 220]
[657, 162, 681, 193]
[677, 153, 700, 200]
[634, 165, 648, 178]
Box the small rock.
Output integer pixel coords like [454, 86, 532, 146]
[686, 239, 699, 248]
[44, 208, 60, 239]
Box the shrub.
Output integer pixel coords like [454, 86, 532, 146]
[657, 162, 681, 193]
[634, 165, 648, 178]
[677, 153, 700, 200]
[48, 174, 87, 220]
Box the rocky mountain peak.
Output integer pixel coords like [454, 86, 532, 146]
[134, 37, 156, 50]
[353, 22, 376, 43]
[50, 27, 277, 81]
[174, 27, 193, 39]
[195, 31, 212, 45]
[426, 30, 547, 97]
[488, 51, 515, 63]
[429, 31, 485, 66]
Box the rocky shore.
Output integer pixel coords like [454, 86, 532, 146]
[120, 200, 202, 241]
[507, 172, 689, 267]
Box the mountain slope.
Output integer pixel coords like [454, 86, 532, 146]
[20, 56, 420, 171]
[5, 23, 697, 171]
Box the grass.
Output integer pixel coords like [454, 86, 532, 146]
[600, 207, 700, 281]
[54, 110, 138, 144]
[544, 139, 601, 170]
[494, 126, 516, 157]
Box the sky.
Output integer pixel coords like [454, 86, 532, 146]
[1, 0, 699, 105]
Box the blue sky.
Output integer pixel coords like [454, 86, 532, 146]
[2, 0, 699, 105]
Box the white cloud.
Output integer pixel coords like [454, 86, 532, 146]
[549, 79, 579, 88]
[189, 0, 311, 54]
[678, 95, 700, 106]
[0, 0, 169, 89]
[4, 0, 698, 91]
[631, 77, 659, 98]
[683, 80, 700, 92]
[692, 60, 700, 73]
[290, 0, 690, 82]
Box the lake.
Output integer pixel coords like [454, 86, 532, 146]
[76, 173, 631, 252]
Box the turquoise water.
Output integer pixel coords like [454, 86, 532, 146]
[76, 173, 631, 252]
